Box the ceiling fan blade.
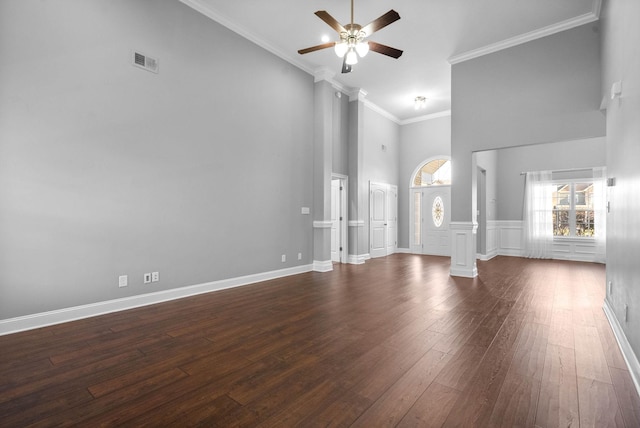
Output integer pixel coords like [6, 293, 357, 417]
[368, 41, 403, 59]
[315, 10, 346, 33]
[298, 42, 335, 55]
[341, 56, 352, 74]
[360, 10, 400, 36]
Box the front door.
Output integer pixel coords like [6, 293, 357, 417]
[411, 186, 451, 256]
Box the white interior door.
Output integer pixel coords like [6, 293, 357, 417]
[330, 179, 341, 262]
[386, 185, 398, 255]
[370, 183, 387, 258]
[411, 186, 451, 256]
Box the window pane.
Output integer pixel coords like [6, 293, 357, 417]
[413, 159, 451, 187]
[432, 196, 444, 228]
[413, 192, 421, 245]
[576, 210, 595, 236]
[552, 184, 570, 236]
[553, 210, 570, 236]
[574, 183, 594, 236]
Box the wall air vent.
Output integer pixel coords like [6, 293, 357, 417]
[132, 51, 159, 73]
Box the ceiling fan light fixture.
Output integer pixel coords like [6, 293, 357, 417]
[345, 48, 359, 65]
[355, 41, 369, 57]
[334, 41, 348, 58]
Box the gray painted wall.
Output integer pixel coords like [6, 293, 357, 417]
[494, 138, 606, 220]
[451, 23, 605, 222]
[601, 0, 640, 368]
[362, 106, 400, 252]
[398, 116, 451, 249]
[332, 92, 350, 177]
[0, 0, 315, 319]
[476, 150, 497, 222]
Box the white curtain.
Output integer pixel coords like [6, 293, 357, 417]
[593, 166, 607, 263]
[522, 171, 554, 258]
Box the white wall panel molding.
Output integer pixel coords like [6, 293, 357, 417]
[450, 221, 478, 278]
[348, 220, 365, 227]
[496, 220, 524, 257]
[493, 221, 602, 263]
[0, 264, 313, 336]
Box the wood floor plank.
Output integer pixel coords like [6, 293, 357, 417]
[535, 344, 580, 428]
[574, 324, 613, 384]
[351, 349, 452, 427]
[610, 366, 640, 428]
[487, 372, 541, 427]
[0, 255, 632, 426]
[397, 382, 460, 428]
[577, 376, 626, 427]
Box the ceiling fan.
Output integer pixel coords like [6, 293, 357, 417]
[298, 0, 403, 73]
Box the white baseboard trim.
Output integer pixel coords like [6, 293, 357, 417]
[603, 299, 640, 398]
[312, 260, 334, 272]
[477, 250, 498, 261]
[396, 248, 411, 254]
[0, 264, 314, 336]
[450, 265, 478, 278]
[348, 253, 370, 264]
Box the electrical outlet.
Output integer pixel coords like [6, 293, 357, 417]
[281, 254, 286, 263]
[119, 275, 128, 288]
[298, 253, 302, 260]
[143, 273, 152, 284]
[152, 271, 159, 282]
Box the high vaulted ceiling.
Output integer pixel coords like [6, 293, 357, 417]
[180, 0, 600, 123]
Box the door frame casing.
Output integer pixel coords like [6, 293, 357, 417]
[409, 155, 452, 256]
[331, 173, 348, 264]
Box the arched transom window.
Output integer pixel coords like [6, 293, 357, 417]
[413, 159, 451, 186]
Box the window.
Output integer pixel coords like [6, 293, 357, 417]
[432, 196, 444, 228]
[413, 159, 451, 186]
[552, 181, 595, 237]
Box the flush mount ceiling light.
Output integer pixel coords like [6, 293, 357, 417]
[414, 96, 427, 110]
[298, 0, 403, 74]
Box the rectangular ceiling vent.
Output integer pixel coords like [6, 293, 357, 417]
[133, 51, 158, 73]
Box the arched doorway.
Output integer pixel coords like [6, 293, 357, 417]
[410, 157, 451, 255]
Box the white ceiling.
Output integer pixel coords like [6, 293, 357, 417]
[180, 0, 600, 123]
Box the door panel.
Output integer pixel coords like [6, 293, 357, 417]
[411, 186, 451, 256]
[423, 187, 450, 256]
[370, 184, 387, 258]
[330, 179, 341, 262]
[386, 185, 398, 255]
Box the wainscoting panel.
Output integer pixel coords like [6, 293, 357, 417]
[492, 221, 602, 263]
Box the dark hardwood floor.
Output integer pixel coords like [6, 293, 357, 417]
[1, 255, 639, 427]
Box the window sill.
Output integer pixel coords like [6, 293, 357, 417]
[553, 236, 596, 243]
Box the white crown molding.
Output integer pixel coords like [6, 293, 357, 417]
[400, 110, 452, 126]
[364, 99, 401, 124]
[349, 88, 368, 102]
[179, 0, 315, 74]
[0, 264, 313, 336]
[448, 7, 600, 65]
